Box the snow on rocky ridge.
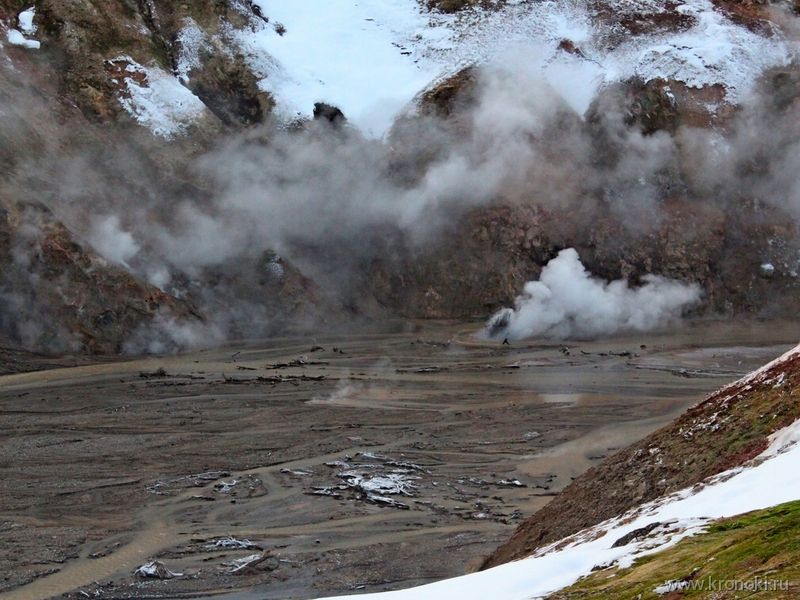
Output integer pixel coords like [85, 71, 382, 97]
[316, 344, 800, 600]
[83, 0, 797, 139]
[107, 56, 209, 139]
[164, 0, 794, 137]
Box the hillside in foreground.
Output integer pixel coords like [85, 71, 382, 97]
[549, 500, 800, 599]
[315, 343, 800, 599]
[485, 343, 800, 568]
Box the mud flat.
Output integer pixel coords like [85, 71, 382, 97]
[1, 320, 798, 599]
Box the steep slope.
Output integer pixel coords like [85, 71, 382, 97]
[6, 0, 790, 139]
[0, 196, 200, 353]
[548, 500, 800, 598]
[367, 195, 800, 320]
[484, 343, 800, 567]
[371, 62, 800, 320]
[0, 2, 331, 353]
[1, 0, 271, 133]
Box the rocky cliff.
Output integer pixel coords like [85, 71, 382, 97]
[2, 0, 800, 353]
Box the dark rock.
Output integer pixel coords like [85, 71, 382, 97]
[611, 521, 663, 547]
[187, 52, 274, 126]
[313, 102, 346, 124]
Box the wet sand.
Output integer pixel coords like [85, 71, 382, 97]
[1, 320, 797, 599]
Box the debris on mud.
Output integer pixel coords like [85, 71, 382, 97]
[139, 368, 168, 379]
[4, 322, 781, 599]
[134, 561, 182, 579]
[458, 477, 528, 488]
[88, 542, 121, 559]
[310, 453, 429, 509]
[280, 468, 313, 477]
[146, 471, 230, 495]
[222, 374, 326, 385]
[213, 474, 266, 498]
[396, 366, 449, 374]
[265, 356, 329, 369]
[204, 537, 260, 551]
[225, 552, 277, 574]
[359, 452, 431, 473]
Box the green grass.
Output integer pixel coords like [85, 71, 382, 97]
[548, 501, 800, 599]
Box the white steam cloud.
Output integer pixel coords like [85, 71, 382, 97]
[486, 249, 702, 340]
[88, 215, 140, 268]
[3, 25, 800, 353]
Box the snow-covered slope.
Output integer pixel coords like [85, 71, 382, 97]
[13, 0, 787, 139]
[7, 1, 791, 139]
[316, 345, 800, 600]
[220, 0, 794, 136]
[232, 1, 441, 136]
[108, 56, 210, 139]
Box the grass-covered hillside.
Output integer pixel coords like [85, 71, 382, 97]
[549, 501, 800, 599]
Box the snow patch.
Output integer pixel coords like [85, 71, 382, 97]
[654, 579, 691, 594]
[18, 7, 36, 35]
[234, 0, 601, 134]
[226, 552, 269, 573]
[619, 0, 792, 99]
[110, 57, 207, 139]
[4, 7, 39, 49]
[205, 537, 259, 551]
[234, 0, 438, 136]
[175, 18, 210, 84]
[134, 561, 182, 579]
[6, 28, 39, 49]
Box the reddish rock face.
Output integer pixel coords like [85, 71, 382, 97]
[713, 0, 775, 34]
[364, 197, 800, 321]
[364, 62, 800, 323]
[557, 39, 586, 58]
[3, 0, 270, 129]
[590, 0, 698, 42]
[0, 1, 324, 354]
[2, 0, 800, 355]
[419, 68, 480, 119]
[0, 198, 196, 353]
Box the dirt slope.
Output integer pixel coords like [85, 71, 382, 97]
[0, 197, 200, 353]
[483, 343, 800, 568]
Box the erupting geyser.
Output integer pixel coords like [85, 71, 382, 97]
[486, 249, 702, 341]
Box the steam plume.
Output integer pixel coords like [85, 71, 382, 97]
[486, 249, 702, 340]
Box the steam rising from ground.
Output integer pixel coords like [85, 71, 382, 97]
[2, 17, 800, 352]
[142, 53, 591, 270]
[486, 249, 702, 340]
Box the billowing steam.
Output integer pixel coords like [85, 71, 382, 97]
[2, 19, 800, 354]
[486, 249, 702, 340]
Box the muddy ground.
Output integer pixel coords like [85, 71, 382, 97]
[1, 320, 798, 600]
